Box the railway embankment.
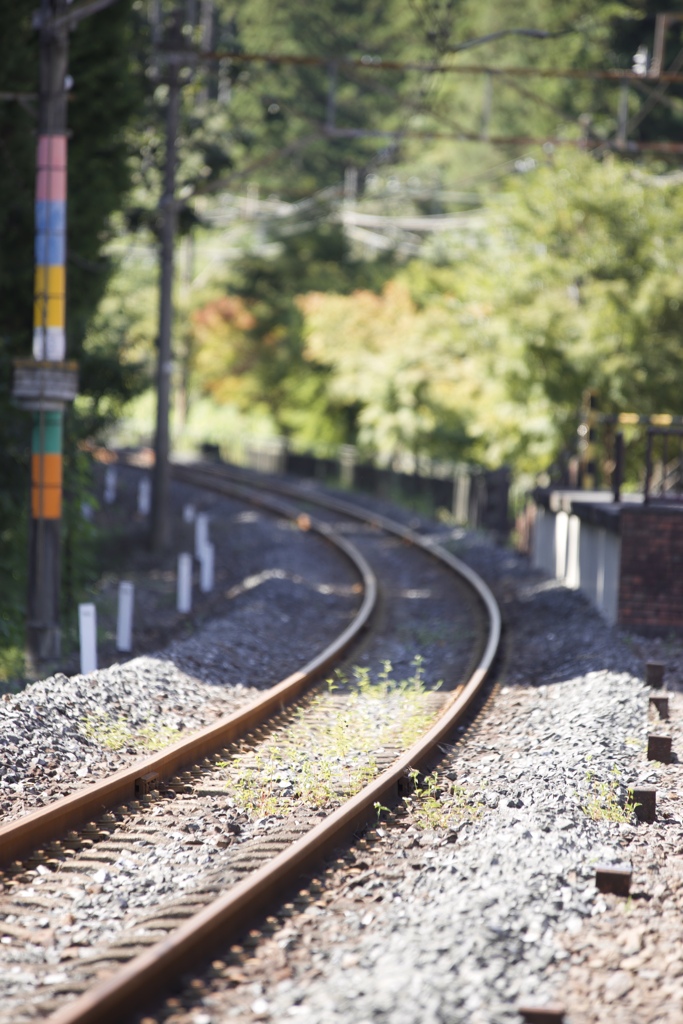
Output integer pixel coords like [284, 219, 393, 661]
[160, 528, 682, 1024]
[2, 470, 682, 1023]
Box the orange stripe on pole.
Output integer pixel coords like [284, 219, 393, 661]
[31, 453, 62, 487]
[31, 485, 62, 520]
[31, 454, 62, 518]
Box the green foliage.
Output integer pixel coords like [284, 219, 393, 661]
[0, 418, 29, 677]
[210, 0, 423, 198]
[223, 658, 441, 819]
[189, 222, 394, 448]
[293, 149, 683, 477]
[79, 711, 182, 751]
[580, 764, 637, 823]
[66, 0, 147, 350]
[403, 768, 481, 830]
[299, 276, 472, 462]
[0, 2, 39, 675]
[103, 2, 683, 487]
[464, 150, 683, 470]
[0, 496, 28, 684]
[0, 0, 37, 358]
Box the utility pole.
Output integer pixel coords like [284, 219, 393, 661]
[151, 11, 184, 552]
[12, 0, 120, 668]
[13, 0, 74, 668]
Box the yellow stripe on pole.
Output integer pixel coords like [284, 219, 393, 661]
[34, 264, 65, 297]
[33, 265, 65, 328]
[33, 294, 65, 329]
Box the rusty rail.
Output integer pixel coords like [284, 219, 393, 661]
[44, 463, 501, 1024]
[0, 482, 376, 869]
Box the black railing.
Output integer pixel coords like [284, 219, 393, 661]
[570, 398, 683, 501]
[644, 427, 683, 502]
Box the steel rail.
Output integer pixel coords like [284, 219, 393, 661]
[45, 463, 501, 1024]
[0, 483, 376, 870]
[177, 460, 500, 668]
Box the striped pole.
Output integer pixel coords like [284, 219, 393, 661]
[27, 133, 68, 662]
[26, 1, 70, 664]
[31, 132, 67, 525]
[31, 410, 63, 521]
[33, 133, 67, 362]
[20, 1, 121, 664]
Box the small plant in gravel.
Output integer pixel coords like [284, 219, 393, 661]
[223, 659, 442, 820]
[0, 648, 25, 691]
[403, 769, 481, 830]
[79, 713, 182, 752]
[348, 657, 443, 748]
[580, 765, 637, 823]
[226, 754, 283, 818]
[374, 800, 391, 821]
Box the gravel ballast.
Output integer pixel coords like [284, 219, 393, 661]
[153, 528, 683, 1024]
[0, 473, 362, 826]
[3, 474, 683, 1024]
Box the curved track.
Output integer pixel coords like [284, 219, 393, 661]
[0, 484, 375, 872]
[0, 465, 500, 1024]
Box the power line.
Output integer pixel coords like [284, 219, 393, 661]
[444, 26, 579, 54]
[194, 48, 683, 85]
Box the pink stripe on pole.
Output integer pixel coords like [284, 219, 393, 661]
[37, 134, 67, 169]
[36, 168, 67, 202]
[36, 135, 67, 202]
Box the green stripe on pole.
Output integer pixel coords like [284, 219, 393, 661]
[32, 410, 63, 455]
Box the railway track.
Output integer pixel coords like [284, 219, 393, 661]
[0, 463, 501, 1024]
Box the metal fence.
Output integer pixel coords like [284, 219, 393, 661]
[644, 427, 683, 502]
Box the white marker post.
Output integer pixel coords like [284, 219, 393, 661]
[177, 553, 192, 613]
[103, 466, 117, 504]
[78, 603, 98, 675]
[116, 581, 135, 653]
[199, 542, 215, 593]
[194, 512, 209, 559]
[138, 476, 152, 516]
[183, 503, 196, 524]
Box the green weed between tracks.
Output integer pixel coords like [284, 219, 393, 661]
[223, 659, 444, 819]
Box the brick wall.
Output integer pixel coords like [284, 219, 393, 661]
[619, 507, 683, 630]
